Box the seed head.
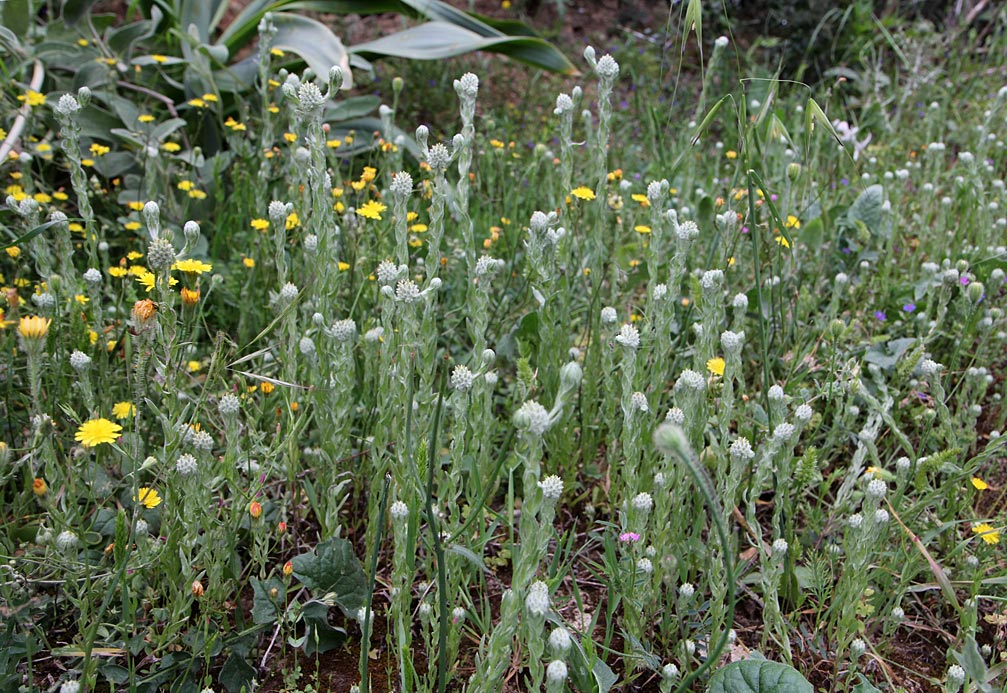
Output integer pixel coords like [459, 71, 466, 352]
[538, 475, 563, 500]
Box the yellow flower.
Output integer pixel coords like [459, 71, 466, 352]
[33, 192, 52, 203]
[187, 98, 206, 108]
[161, 142, 181, 153]
[971, 477, 989, 491]
[360, 166, 377, 183]
[250, 218, 270, 231]
[356, 200, 387, 220]
[33, 477, 47, 496]
[776, 235, 791, 249]
[108, 266, 128, 278]
[17, 91, 46, 107]
[634, 225, 652, 234]
[177, 180, 193, 191]
[260, 381, 275, 394]
[74, 294, 89, 305]
[570, 186, 596, 201]
[201, 93, 218, 102]
[89, 143, 110, 157]
[18, 315, 51, 340]
[180, 287, 200, 306]
[75, 418, 123, 447]
[138, 114, 155, 123]
[126, 251, 144, 261]
[631, 194, 650, 207]
[973, 522, 1000, 545]
[171, 259, 213, 274]
[785, 215, 801, 229]
[489, 139, 505, 149]
[224, 117, 246, 132]
[134, 487, 162, 509]
[112, 401, 136, 419]
[151, 54, 169, 63]
[187, 360, 202, 372]
[285, 212, 300, 230]
[270, 48, 285, 57]
[338, 261, 351, 271]
[124, 221, 142, 231]
[188, 189, 207, 200]
[283, 132, 298, 143]
[725, 150, 738, 160]
[706, 357, 726, 377]
[410, 223, 428, 233]
[242, 257, 255, 268]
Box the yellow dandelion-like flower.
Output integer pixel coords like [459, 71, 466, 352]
[356, 200, 387, 220]
[187, 360, 202, 372]
[75, 418, 122, 447]
[171, 259, 213, 274]
[972, 477, 989, 491]
[785, 215, 801, 229]
[134, 487, 162, 509]
[338, 262, 351, 271]
[634, 225, 652, 234]
[89, 143, 110, 157]
[326, 139, 343, 149]
[631, 193, 650, 207]
[270, 48, 285, 57]
[973, 522, 1000, 545]
[224, 117, 246, 132]
[285, 212, 300, 230]
[706, 357, 726, 377]
[151, 54, 169, 63]
[17, 90, 46, 107]
[250, 218, 270, 231]
[108, 266, 128, 278]
[410, 223, 428, 233]
[725, 150, 738, 160]
[776, 235, 791, 249]
[124, 221, 142, 231]
[112, 401, 136, 419]
[570, 186, 596, 201]
[283, 132, 298, 143]
[138, 114, 155, 123]
[74, 294, 89, 305]
[18, 315, 51, 340]
[242, 257, 256, 268]
[161, 142, 181, 153]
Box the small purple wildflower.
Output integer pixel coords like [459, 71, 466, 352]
[902, 302, 916, 313]
[619, 532, 641, 543]
[874, 310, 886, 321]
[960, 275, 971, 286]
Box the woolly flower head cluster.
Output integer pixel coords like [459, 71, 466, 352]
[675, 369, 706, 392]
[525, 580, 550, 616]
[615, 323, 640, 348]
[514, 400, 553, 436]
[450, 365, 475, 392]
[453, 72, 479, 99]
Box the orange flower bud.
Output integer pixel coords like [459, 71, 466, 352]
[180, 287, 200, 306]
[32, 477, 47, 496]
[192, 580, 204, 598]
[132, 298, 156, 323]
[249, 501, 263, 519]
[283, 560, 293, 576]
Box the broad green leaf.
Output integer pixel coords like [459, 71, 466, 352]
[852, 674, 882, 692]
[3, 0, 29, 36]
[218, 652, 255, 693]
[0, 25, 22, 53]
[351, 21, 575, 74]
[290, 537, 368, 615]
[298, 601, 348, 654]
[270, 14, 353, 89]
[61, 0, 101, 24]
[106, 7, 162, 56]
[250, 576, 286, 624]
[323, 95, 380, 122]
[708, 660, 813, 693]
[847, 184, 884, 234]
[953, 636, 989, 684]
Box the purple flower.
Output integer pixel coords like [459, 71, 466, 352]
[902, 302, 916, 313]
[840, 177, 850, 186]
[874, 310, 886, 321]
[619, 532, 641, 543]
[960, 275, 971, 286]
